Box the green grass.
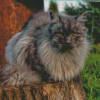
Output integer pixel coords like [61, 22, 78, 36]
[81, 45, 100, 100]
[91, 45, 100, 54]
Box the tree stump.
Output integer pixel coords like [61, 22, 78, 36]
[0, 75, 86, 100]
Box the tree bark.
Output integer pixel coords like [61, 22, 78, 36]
[0, 75, 86, 100]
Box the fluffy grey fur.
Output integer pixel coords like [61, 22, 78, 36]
[0, 11, 90, 86]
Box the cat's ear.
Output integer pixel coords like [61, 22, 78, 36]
[77, 12, 88, 22]
[76, 12, 88, 27]
[49, 11, 59, 21]
[77, 12, 88, 33]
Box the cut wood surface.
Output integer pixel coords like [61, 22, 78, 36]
[0, 75, 86, 100]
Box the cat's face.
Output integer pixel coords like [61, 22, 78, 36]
[49, 11, 88, 52]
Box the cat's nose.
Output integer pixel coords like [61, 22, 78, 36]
[65, 42, 71, 46]
[65, 38, 71, 46]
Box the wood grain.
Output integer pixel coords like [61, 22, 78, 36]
[0, 75, 86, 100]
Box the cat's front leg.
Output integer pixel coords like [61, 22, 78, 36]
[0, 65, 41, 87]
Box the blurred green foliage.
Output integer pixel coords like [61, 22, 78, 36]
[81, 45, 100, 100]
[49, 0, 59, 13]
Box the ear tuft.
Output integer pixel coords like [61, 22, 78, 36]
[77, 12, 88, 22]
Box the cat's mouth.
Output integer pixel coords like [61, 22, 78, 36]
[62, 45, 73, 51]
[56, 43, 73, 52]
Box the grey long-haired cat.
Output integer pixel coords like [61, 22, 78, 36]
[0, 11, 89, 86]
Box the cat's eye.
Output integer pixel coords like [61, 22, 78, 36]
[57, 34, 63, 37]
[72, 33, 78, 36]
